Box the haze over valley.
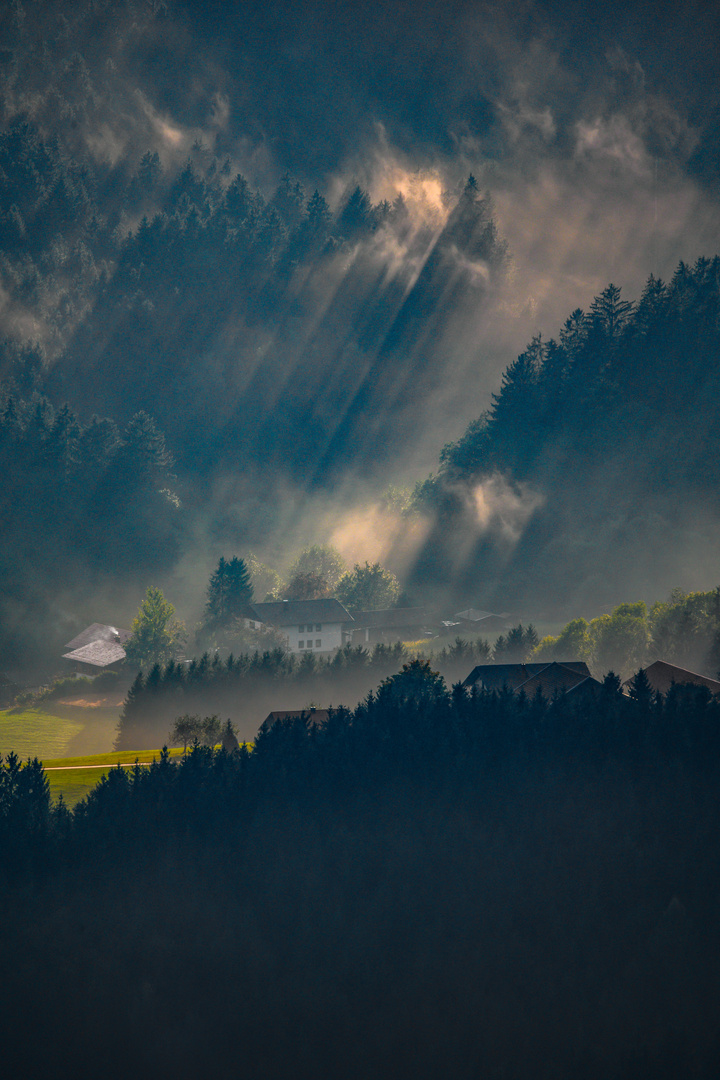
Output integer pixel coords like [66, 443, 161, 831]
[2, 4, 720, 1076]
[1, 0, 720, 669]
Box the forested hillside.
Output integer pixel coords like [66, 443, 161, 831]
[0, 1, 510, 667]
[412, 258, 720, 614]
[0, 19, 507, 486]
[1, 0, 720, 668]
[3, 3, 720, 1076]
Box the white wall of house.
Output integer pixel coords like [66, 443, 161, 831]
[281, 620, 344, 655]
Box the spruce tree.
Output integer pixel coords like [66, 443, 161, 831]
[204, 557, 254, 627]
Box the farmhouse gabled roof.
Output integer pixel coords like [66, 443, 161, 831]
[250, 599, 353, 626]
[514, 662, 597, 698]
[65, 623, 132, 650]
[463, 661, 591, 692]
[350, 607, 428, 629]
[261, 708, 331, 730]
[62, 640, 127, 667]
[564, 676, 604, 698]
[622, 660, 720, 697]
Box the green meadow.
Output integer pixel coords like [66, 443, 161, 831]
[43, 748, 186, 807]
[0, 704, 248, 806]
[0, 701, 126, 805]
[0, 705, 120, 760]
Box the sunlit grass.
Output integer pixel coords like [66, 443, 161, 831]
[402, 638, 435, 649]
[43, 746, 253, 808]
[0, 705, 252, 806]
[0, 708, 85, 760]
[43, 748, 186, 769]
[0, 698, 123, 761]
[43, 747, 187, 808]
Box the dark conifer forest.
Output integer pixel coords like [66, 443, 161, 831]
[3, 673, 720, 1078]
[411, 259, 720, 611]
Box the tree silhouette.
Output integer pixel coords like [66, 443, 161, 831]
[204, 557, 254, 627]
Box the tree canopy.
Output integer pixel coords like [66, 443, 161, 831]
[288, 545, 347, 590]
[124, 586, 187, 669]
[283, 571, 331, 601]
[335, 561, 401, 612]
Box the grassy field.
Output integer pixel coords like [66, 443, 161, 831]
[0, 700, 249, 806]
[0, 703, 127, 806]
[43, 748, 186, 807]
[0, 698, 122, 761]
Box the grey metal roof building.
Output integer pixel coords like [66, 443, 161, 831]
[62, 640, 128, 668]
[65, 623, 132, 651]
[250, 599, 353, 626]
[63, 622, 132, 670]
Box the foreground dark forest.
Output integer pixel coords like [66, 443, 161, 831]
[2, 668, 720, 1078]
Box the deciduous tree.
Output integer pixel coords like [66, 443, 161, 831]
[336, 561, 400, 612]
[288, 545, 346, 590]
[125, 586, 187, 669]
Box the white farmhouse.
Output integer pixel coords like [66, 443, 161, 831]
[250, 599, 353, 656]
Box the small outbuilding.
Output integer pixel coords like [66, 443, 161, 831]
[454, 609, 513, 635]
[349, 607, 430, 644]
[63, 623, 132, 674]
[261, 708, 330, 730]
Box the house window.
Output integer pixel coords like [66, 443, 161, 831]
[315, 623, 321, 632]
[298, 626, 304, 634]
[315, 639, 321, 648]
[298, 640, 304, 649]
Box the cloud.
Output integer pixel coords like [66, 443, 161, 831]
[469, 476, 545, 544]
[497, 100, 557, 145]
[575, 114, 649, 175]
[329, 501, 432, 577]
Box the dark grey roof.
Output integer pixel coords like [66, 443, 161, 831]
[454, 609, 511, 623]
[261, 709, 330, 730]
[65, 623, 132, 650]
[250, 599, 353, 626]
[463, 661, 591, 691]
[62, 640, 127, 667]
[514, 663, 597, 697]
[351, 607, 428, 629]
[563, 676, 603, 697]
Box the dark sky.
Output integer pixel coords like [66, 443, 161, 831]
[160, 0, 720, 344]
[172, 0, 720, 184]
